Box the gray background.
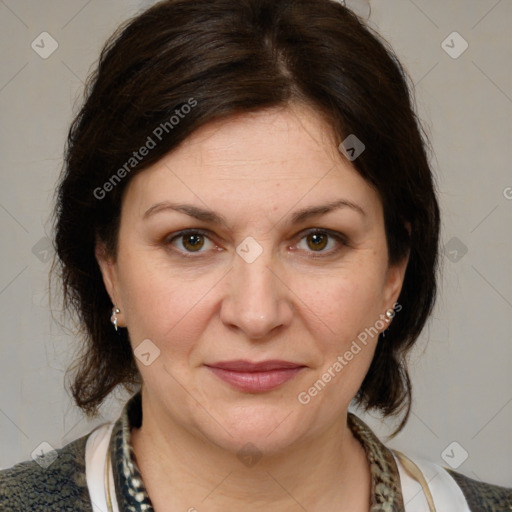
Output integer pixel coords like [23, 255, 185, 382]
[0, 0, 511, 488]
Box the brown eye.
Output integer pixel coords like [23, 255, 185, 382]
[295, 229, 347, 257]
[182, 233, 205, 252]
[166, 229, 219, 257]
[306, 232, 328, 251]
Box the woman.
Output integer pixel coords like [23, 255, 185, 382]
[1, 0, 510, 510]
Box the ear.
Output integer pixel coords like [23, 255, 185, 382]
[381, 221, 411, 310]
[95, 241, 125, 327]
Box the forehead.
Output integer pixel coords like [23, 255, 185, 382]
[168, 104, 349, 182]
[122, 105, 383, 223]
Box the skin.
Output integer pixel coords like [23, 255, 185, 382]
[97, 103, 409, 511]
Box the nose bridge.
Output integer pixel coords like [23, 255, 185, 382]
[221, 236, 290, 338]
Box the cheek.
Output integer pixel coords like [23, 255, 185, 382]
[298, 267, 385, 344]
[117, 256, 219, 351]
[301, 273, 384, 409]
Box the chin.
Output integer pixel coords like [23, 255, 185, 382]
[195, 405, 306, 457]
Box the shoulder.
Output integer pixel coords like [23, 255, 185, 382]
[446, 468, 512, 511]
[394, 449, 512, 512]
[0, 434, 92, 511]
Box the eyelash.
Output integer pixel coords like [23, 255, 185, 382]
[164, 228, 348, 259]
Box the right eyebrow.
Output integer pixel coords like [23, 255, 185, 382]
[143, 202, 228, 227]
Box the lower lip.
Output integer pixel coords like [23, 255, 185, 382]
[206, 366, 304, 392]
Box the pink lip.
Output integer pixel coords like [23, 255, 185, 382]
[205, 360, 305, 392]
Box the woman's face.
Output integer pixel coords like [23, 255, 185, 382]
[97, 104, 408, 454]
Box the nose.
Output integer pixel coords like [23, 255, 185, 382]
[220, 245, 293, 340]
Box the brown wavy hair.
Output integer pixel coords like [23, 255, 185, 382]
[53, 0, 440, 434]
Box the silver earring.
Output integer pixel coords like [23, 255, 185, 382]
[111, 307, 120, 331]
[382, 309, 394, 339]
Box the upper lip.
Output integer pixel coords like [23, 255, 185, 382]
[205, 360, 304, 372]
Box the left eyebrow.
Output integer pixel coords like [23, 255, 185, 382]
[290, 199, 367, 224]
[142, 198, 366, 225]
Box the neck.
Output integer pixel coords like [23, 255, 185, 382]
[131, 390, 371, 511]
